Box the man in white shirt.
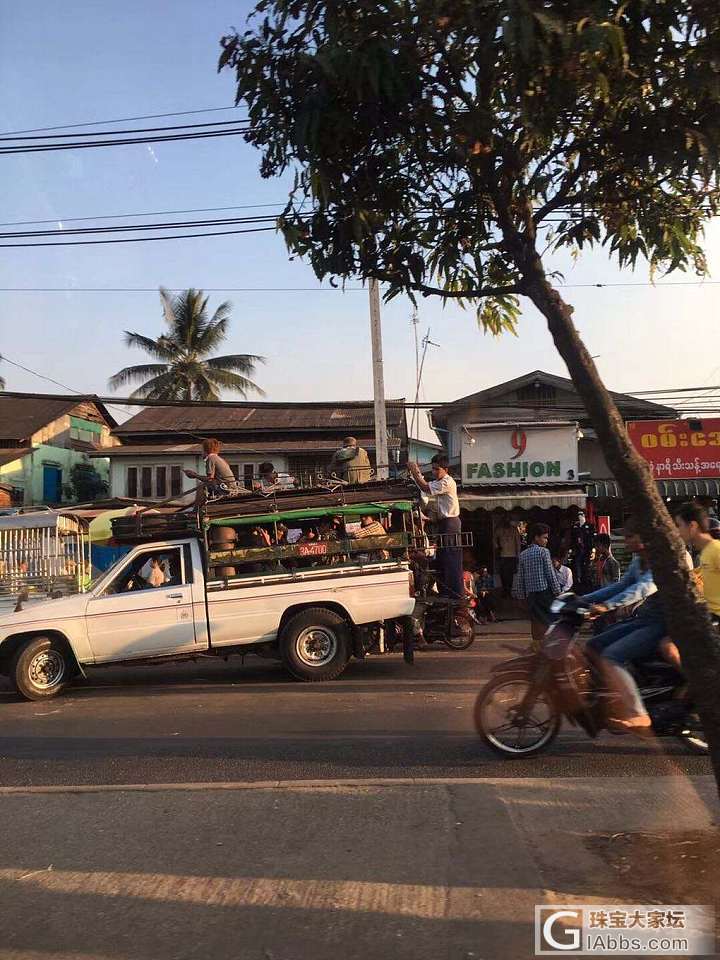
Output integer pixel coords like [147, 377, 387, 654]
[408, 454, 463, 600]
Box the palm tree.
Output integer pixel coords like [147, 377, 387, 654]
[108, 288, 266, 400]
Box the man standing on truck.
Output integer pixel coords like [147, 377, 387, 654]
[328, 437, 372, 484]
[408, 455, 464, 600]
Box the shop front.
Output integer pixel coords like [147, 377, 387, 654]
[458, 421, 590, 589]
[587, 418, 720, 521]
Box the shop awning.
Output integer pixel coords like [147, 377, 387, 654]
[656, 479, 720, 498]
[586, 479, 622, 498]
[459, 485, 586, 512]
[587, 478, 720, 499]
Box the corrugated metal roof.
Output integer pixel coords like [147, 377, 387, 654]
[115, 401, 406, 436]
[0, 393, 116, 441]
[0, 397, 78, 441]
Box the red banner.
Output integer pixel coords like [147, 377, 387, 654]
[626, 419, 720, 479]
[597, 515, 611, 535]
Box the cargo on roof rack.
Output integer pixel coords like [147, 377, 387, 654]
[110, 480, 420, 545]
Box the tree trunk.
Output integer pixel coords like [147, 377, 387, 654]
[524, 275, 720, 795]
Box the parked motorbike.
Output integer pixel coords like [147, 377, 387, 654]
[413, 595, 475, 650]
[474, 593, 707, 758]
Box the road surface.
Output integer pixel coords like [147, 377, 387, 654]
[0, 638, 708, 788]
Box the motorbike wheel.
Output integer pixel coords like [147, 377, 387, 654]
[474, 672, 561, 758]
[443, 626, 475, 650]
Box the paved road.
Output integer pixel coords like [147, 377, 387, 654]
[0, 639, 709, 787]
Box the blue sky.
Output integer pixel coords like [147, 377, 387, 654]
[1, 0, 719, 432]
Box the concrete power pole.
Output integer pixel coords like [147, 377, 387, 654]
[368, 279, 389, 480]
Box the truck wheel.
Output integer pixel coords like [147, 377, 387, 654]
[11, 636, 74, 701]
[281, 608, 351, 682]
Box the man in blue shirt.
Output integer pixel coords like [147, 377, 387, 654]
[584, 516, 690, 733]
[515, 523, 561, 647]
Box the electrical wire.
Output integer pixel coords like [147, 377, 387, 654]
[0, 106, 245, 137]
[0, 214, 281, 239]
[0, 287, 366, 292]
[0, 126, 251, 155]
[0, 279, 718, 289]
[0, 380, 714, 412]
[0, 202, 288, 227]
[0, 224, 278, 248]
[0, 119, 252, 141]
[0, 355, 80, 394]
[0, 363, 718, 420]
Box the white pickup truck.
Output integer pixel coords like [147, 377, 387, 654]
[0, 536, 416, 700]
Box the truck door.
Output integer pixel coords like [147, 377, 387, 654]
[86, 544, 198, 662]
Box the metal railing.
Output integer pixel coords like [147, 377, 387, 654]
[0, 513, 90, 596]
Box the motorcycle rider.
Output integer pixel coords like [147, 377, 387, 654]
[583, 516, 691, 734]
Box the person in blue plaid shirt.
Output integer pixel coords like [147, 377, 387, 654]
[515, 522, 561, 646]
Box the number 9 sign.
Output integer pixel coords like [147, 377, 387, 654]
[510, 430, 527, 460]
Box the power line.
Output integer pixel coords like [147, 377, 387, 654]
[0, 374, 703, 410]
[0, 287, 365, 292]
[631, 385, 720, 396]
[0, 119, 250, 142]
[1, 372, 718, 415]
[0, 279, 718, 290]
[0, 106, 245, 137]
[0, 354, 82, 394]
[0, 203, 673, 228]
[0, 126, 251, 156]
[0, 224, 277, 248]
[0, 214, 280, 239]
[0, 202, 287, 228]
[0, 357, 163, 425]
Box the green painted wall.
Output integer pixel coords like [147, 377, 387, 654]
[0, 448, 110, 506]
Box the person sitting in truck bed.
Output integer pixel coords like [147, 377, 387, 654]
[352, 515, 390, 561]
[256, 462, 296, 493]
[353, 515, 387, 539]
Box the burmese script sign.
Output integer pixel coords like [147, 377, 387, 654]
[627, 419, 720, 479]
[462, 423, 579, 485]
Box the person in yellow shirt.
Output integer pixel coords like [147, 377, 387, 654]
[674, 502, 720, 620]
[660, 502, 720, 670]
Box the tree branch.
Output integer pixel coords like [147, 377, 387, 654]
[412, 282, 523, 299]
[533, 164, 587, 224]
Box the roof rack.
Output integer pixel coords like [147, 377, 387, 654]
[110, 479, 420, 544]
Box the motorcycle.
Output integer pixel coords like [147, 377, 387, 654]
[413, 594, 475, 650]
[474, 593, 707, 758]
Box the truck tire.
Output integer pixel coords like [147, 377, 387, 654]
[280, 608, 351, 682]
[11, 635, 74, 701]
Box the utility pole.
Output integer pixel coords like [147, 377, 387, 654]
[410, 308, 420, 439]
[368, 278, 389, 480]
